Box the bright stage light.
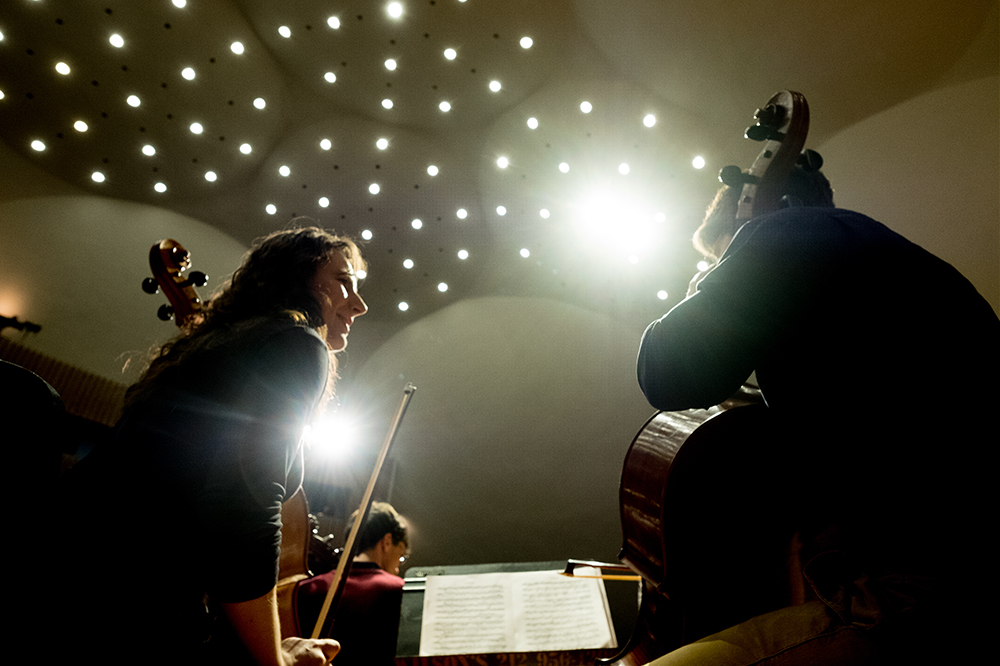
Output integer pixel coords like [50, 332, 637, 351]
[303, 414, 361, 461]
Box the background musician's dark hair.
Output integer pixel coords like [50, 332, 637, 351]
[349, 501, 408, 553]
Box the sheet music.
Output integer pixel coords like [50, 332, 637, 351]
[419, 568, 616, 656]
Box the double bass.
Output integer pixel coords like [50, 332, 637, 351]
[604, 91, 817, 664]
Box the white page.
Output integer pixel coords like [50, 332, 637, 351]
[419, 568, 616, 656]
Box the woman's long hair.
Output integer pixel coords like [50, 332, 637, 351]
[125, 227, 365, 410]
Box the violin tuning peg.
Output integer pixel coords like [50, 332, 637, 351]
[157, 304, 175, 321]
[797, 149, 823, 172]
[188, 270, 209, 288]
[141, 277, 160, 295]
[719, 165, 759, 188]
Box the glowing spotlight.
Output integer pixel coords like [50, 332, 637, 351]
[527, 117, 538, 129]
[324, 72, 337, 83]
[519, 248, 530, 258]
[110, 34, 125, 48]
[456, 208, 468, 219]
[91, 171, 105, 183]
[231, 41, 245, 54]
[318, 197, 330, 208]
[539, 209, 550, 219]
[427, 165, 439, 176]
[580, 101, 593, 113]
[444, 48, 457, 60]
[520, 36, 533, 49]
[411, 219, 422, 229]
[489, 80, 501, 92]
[126, 95, 141, 107]
[278, 26, 291, 38]
[657, 290, 669, 300]
[154, 182, 167, 193]
[319, 138, 332, 150]
[31, 140, 45, 152]
[205, 171, 217, 182]
[398, 302, 409, 311]
[385, 59, 397, 70]
[362, 229, 373, 240]
[304, 414, 361, 461]
[643, 114, 656, 128]
[496, 156, 509, 168]
[74, 121, 88, 132]
[189, 122, 203, 134]
[278, 165, 291, 177]
[403, 259, 414, 269]
[692, 155, 706, 169]
[437, 282, 448, 292]
[266, 204, 277, 215]
[697, 259, 711, 272]
[55, 62, 71, 75]
[619, 163, 630, 175]
[382, 98, 394, 109]
[387, 2, 404, 19]
[357, 269, 367, 279]
[439, 101, 451, 112]
[253, 98, 266, 109]
[457, 249, 469, 260]
[240, 143, 252, 154]
[558, 162, 569, 173]
[172, 0, 187, 7]
[369, 183, 381, 194]
[142, 144, 155, 156]
[376, 138, 389, 150]
[496, 206, 507, 216]
[328, 17, 341, 29]
[181, 67, 195, 80]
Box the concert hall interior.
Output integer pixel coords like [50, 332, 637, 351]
[2, 0, 997, 652]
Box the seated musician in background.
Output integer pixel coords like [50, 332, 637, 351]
[636, 164, 998, 664]
[58, 227, 367, 665]
[297, 502, 409, 666]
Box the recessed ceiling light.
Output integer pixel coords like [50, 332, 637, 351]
[369, 183, 380, 194]
[520, 248, 530, 258]
[361, 229, 373, 240]
[31, 140, 45, 151]
[456, 208, 468, 219]
[411, 219, 422, 229]
[230, 42, 244, 54]
[318, 197, 330, 207]
[205, 171, 217, 182]
[55, 62, 71, 75]
[328, 16, 341, 29]
[172, 0, 187, 7]
[279, 165, 291, 177]
[266, 204, 277, 215]
[444, 48, 457, 60]
[580, 101, 593, 113]
[496, 205, 507, 216]
[253, 98, 266, 109]
[657, 290, 669, 300]
[385, 59, 397, 71]
[643, 113, 656, 127]
[539, 209, 550, 219]
[324, 72, 337, 83]
[520, 37, 533, 49]
[278, 26, 291, 38]
[497, 156, 509, 168]
[73, 120, 88, 132]
[181, 67, 195, 80]
[403, 259, 414, 269]
[142, 144, 155, 156]
[190, 122, 204, 134]
[109, 34, 125, 48]
[240, 143, 252, 154]
[319, 138, 332, 150]
[489, 80, 501, 92]
[91, 171, 106, 183]
[154, 182, 167, 193]
[382, 99, 393, 109]
[398, 301, 409, 312]
[127, 95, 141, 107]
[619, 163, 630, 175]
[527, 117, 538, 129]
[427, 165, 438, 176]
[387, 2, 403, 19]
[376, 138, 389, 150]
[437, 283, 448, 293]
[692, 155, 706, 169]
[439, 101, 451, 112]
[457, 249, 469, 260]
[558, 162, 569, 173]
[357, 269, 367, 279]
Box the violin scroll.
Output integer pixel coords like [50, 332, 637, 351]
[142, 239, 208, 327]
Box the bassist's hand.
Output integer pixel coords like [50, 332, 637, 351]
[281, 636, 341, 665]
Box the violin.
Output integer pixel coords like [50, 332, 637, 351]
[141, 239, 209, 326]
[604, 91, 814, 664]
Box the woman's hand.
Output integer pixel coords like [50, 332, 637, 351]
[281, 637, 341, 665]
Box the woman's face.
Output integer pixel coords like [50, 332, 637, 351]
[310, 252, 368, 351]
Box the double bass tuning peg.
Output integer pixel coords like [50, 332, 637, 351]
[719, 165, 760, 189]
[745, 103, 787, 142]
[797, 149, 823, 172]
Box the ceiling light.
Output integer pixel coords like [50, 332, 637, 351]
[387, 2, 403, 19]
[527, 117, 538, 129]
[362, 229, 373, 240]
[580, 101, 593, 113]
[403, 259, 414, 269]
[172, 0, 187, 7]
[520, 248, 530, 258]
[657, 290, 669, 300]
[142, 144, 155, 156]
[181, 67, 195, 80]
[444, 48, 457, 60]
[231, 42, 244, 54]
[643, 113, 656, 127]
[558, 162, 569, 173]
[456, 208, 467, 219]
[382, 99, 393, 109]
[385, 59, 397, 70]
[278, 26, 291, 38]
[73, 120, 88, 132]
[154, 182, 167, 193]
[205, 171, 217, 182]
[328, 16, 341, 29]
[31, 140, 45, 152]
[266, 204, 277, 214]
[628, 255, 639, 265]
[324, 72, 337, 83]
[319, 138, 332, 150]
[437, 283, 448, 293]
[91, 172, 105, 183]
[427, 165, 438, 176]
[540, 209, 550, 219]
[496, 205, 507, 216]
[357, 269, 367, 279]
[127, 95, 141, 107]
[411, 218, 422, 229]
[489, 80, 501, 92]
[279, 165, 290, 177]
[240, 143, 252, 154]
[318, 197, 330, 207]
[497, 156, 509, 168]
[692, 155, 706, 169]
[55, 62, 71, 75]
[457, 249, 469, 260]
[376, 138, 389, 150]
[369, 183, 380, 194]
[520, 37, 533, 49]
[253, 98, 266, 109]
[654, 212, 666, 223]
[0, 89, 4, 100]
[439, 101, 451, 112]
[398, 302, 409, 312]
[190, 122, 203, 134]
[109, 34, 125, 48]
[619, 163, 630, 175]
